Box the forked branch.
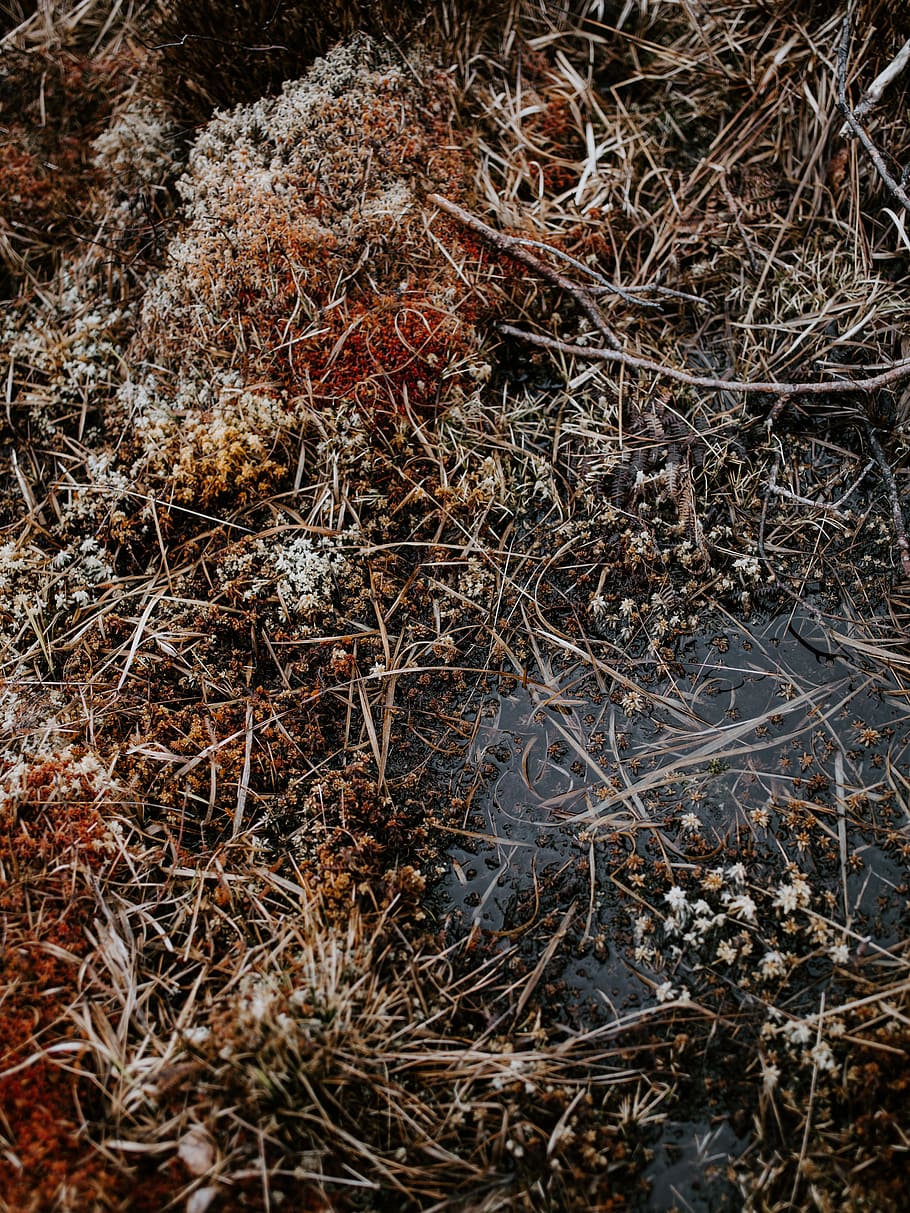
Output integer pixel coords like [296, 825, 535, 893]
[836, 15, 910, 216]
[430, 193, 910, 399]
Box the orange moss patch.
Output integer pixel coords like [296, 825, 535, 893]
[0, 749, 172, 1210]
[286, 289, 476, 413]
[170, 167, 488, 416]
[0, 141, 79, 240]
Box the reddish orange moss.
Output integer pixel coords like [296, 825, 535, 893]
[0, 751, 177, 1211]
[0, 759, 105, 1208]
[186, 193, 491, 417]
[294, 290, 476, 412]
[506, 48, 585, 198]
[0, 142, 78, 235]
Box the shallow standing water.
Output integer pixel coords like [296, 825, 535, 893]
[439, 607, 910, 1209]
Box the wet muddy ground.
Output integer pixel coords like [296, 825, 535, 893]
[445, 611, 909, 959]
[438, 606, 910, 1208]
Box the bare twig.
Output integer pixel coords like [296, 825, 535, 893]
[497, 323, 910, 398]
[506, 235, 662, 308]
[766, 482, 850, 520]
[853, 37, 910, 121]
[836, 16, 910, 216]
[865, 424, 910, 579]
[831, 458, 876, 510]
[428, 193, 622, 350]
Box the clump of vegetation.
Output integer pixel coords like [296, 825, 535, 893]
[115, 32, 511, 515]
[2, 0, 910, 1209]
[0, 722, 170, 1211]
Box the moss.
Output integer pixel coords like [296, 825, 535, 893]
[0, 748, 150, 1210]
[102, 35, 510, 514]
[0, 47, 139, 291]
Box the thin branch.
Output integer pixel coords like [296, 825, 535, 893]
[865, 425, 910, 580]
[508, 236, 661, 307]
[836, 16, 910, 216]
[497, 324, 910, 397]
[428, 193, 622, 350]
[853, 37, 910, 121]
[592, 282, 708, 304]
[766, 482, 851, 521]
[432, 192, 910, 399]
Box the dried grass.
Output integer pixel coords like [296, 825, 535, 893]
[2, 0, 910, 1209]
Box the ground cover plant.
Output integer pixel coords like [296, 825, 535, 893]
[1, 0, 910, 1209]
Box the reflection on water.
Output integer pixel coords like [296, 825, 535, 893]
[444, 616, 910, 1004]
[440, 607, 910, 1206]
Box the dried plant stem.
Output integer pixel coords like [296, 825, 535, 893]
[853, 37, 910, 120]
[497, 324, 910, 397]
[767, 483, 850, 520]
[836, 16, 910, 216]
[865, 425, 910, 579]
[428, 193, 622, 349]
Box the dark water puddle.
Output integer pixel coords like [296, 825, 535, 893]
[645, 1117, 747, 1212]
[441, 606, 910, 1014]
[439, 608, 910, 1207]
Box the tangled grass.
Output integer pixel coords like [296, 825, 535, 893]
[1, 0, 910, 1209]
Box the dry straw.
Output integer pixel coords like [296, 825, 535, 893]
[1, 1, 910, 1209]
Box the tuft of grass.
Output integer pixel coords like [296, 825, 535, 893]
[2, 0, 910, 1209]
